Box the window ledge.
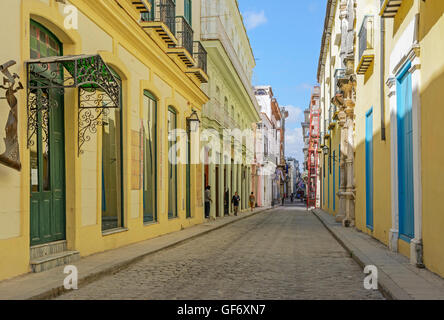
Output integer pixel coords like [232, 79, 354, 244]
[143, 221, 159, 227]
[102, 228, 129, 236]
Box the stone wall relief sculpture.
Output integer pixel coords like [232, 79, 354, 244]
[0, 60, 23, 171]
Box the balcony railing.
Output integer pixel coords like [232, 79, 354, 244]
[142, 0, 176, 35]
[334, 68, 346, 94]
[193, 41, 207, 74]
[201, 16, 261, 116]
[357, 15, 375, 74]
[380, 0, 402, 18]
[174, 16, 194, 57]
[328, 104, 337, 129]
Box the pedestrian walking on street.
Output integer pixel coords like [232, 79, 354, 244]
[232, 192, 240, 216]
[224, 188, 229, 216]
[290, 193, 294, 203]
[249, 192, 256, 212]
[205, 186, 212, 219]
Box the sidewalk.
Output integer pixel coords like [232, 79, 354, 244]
[0, 207, 272, 300]
[313, 208, 444, 300]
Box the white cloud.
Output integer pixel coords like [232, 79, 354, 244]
[283, 105, 304, 125]
[285, 127, 305, 165]
[243, 10, 268, 30]
[296, 82, 313, 92]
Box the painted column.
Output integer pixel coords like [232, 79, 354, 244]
[408, 47, 423, 267]
[237, 163, 241, 209]
[335, 105, 347, 223]
[209, 151, 216, 219]
[387, 76, 399, 252]
[232, 159, 237, 213]
[218, 152, 224, 218]
[227, 160, 231, 215]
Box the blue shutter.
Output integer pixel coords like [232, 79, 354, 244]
[397, 63, 415, 242]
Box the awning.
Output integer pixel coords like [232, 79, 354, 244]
[26, 54, 121, 155]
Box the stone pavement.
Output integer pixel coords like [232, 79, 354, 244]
[0, 207, 271, 300]
[313, 208, 444, 300]
[56, 204, 383, 300]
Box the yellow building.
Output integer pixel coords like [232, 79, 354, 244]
[319, 0, 444, 278]
[418, 0, 444, 279]
[317, 0, 348, 218]
[0, 0, 208, 281]
[200, 0, 260, 219]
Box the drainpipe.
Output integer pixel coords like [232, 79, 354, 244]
[380, 16, 386, 141]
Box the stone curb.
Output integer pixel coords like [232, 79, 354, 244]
[311, 209, 412, 300]
[12, 207, 273, 300]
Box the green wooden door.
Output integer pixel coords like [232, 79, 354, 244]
[29, 21, 66, 246]
[186, 131, 191, 218]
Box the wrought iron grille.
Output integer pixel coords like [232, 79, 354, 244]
[193, 41, 207, 73]
[26, 54, 121, 156]
[334, 68, 346, 94]
[144, 0, 176, 34]
[175, 16, 194, 56]
[358, 16, 373, 62]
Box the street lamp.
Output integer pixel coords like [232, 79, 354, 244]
[186, 109, 200, 133]
[322, 145, 329, 155]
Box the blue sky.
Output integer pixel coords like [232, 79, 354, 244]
[238, 0, 327, 166]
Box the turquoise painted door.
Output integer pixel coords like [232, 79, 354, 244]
[29, 21, 66, 246]
[365, 108, 374, 230]
[186, 130, 191, 218]
[397, 63, 415, 242]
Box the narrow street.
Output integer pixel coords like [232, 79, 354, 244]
[56, 204, 384, 300]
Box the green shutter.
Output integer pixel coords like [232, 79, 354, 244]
[184, 0, 192, 25]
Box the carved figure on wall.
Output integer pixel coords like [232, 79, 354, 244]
[341, 76, 356, 101]
[0, 60, 23, 171]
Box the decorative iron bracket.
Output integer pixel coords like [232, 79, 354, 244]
[26, 54, 121, 156]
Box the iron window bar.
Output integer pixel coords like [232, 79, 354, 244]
[142, 0, 176, 34]
[26, 54, 122, 156]
[358, 15, 374, 63]
[193, 41, 207, 74]
[173, 16, 194, 57]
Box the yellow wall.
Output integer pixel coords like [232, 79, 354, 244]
[354, 0, 394, 248]
[418, 1, 444, 277]
[0, 0, 207, 281]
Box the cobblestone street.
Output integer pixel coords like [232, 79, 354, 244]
[57, 204, 384, 300]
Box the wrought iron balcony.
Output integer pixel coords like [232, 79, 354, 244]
[174, 17, 193, 55]
[334, 68, 346, 94]
[380, 0, 403, 18]
[167, 16, 195, 68]
[118, 0, 151, 23]
[328, 104, 337, 130]
[140, 0, 177, 46]
[357, 15, 375, 75]
[193, 41, 207, 74]
[186, 41, 208, 83]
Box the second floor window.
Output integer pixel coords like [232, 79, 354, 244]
[184, 0, 192, 25]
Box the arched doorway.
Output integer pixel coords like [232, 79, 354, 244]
[29, 20, 66, 245]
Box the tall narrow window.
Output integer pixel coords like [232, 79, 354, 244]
[184, 0, 192, 25]
[102, 68, 123, 231]
[142, 91, 157, 223]
[168, 107, 178, 219]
